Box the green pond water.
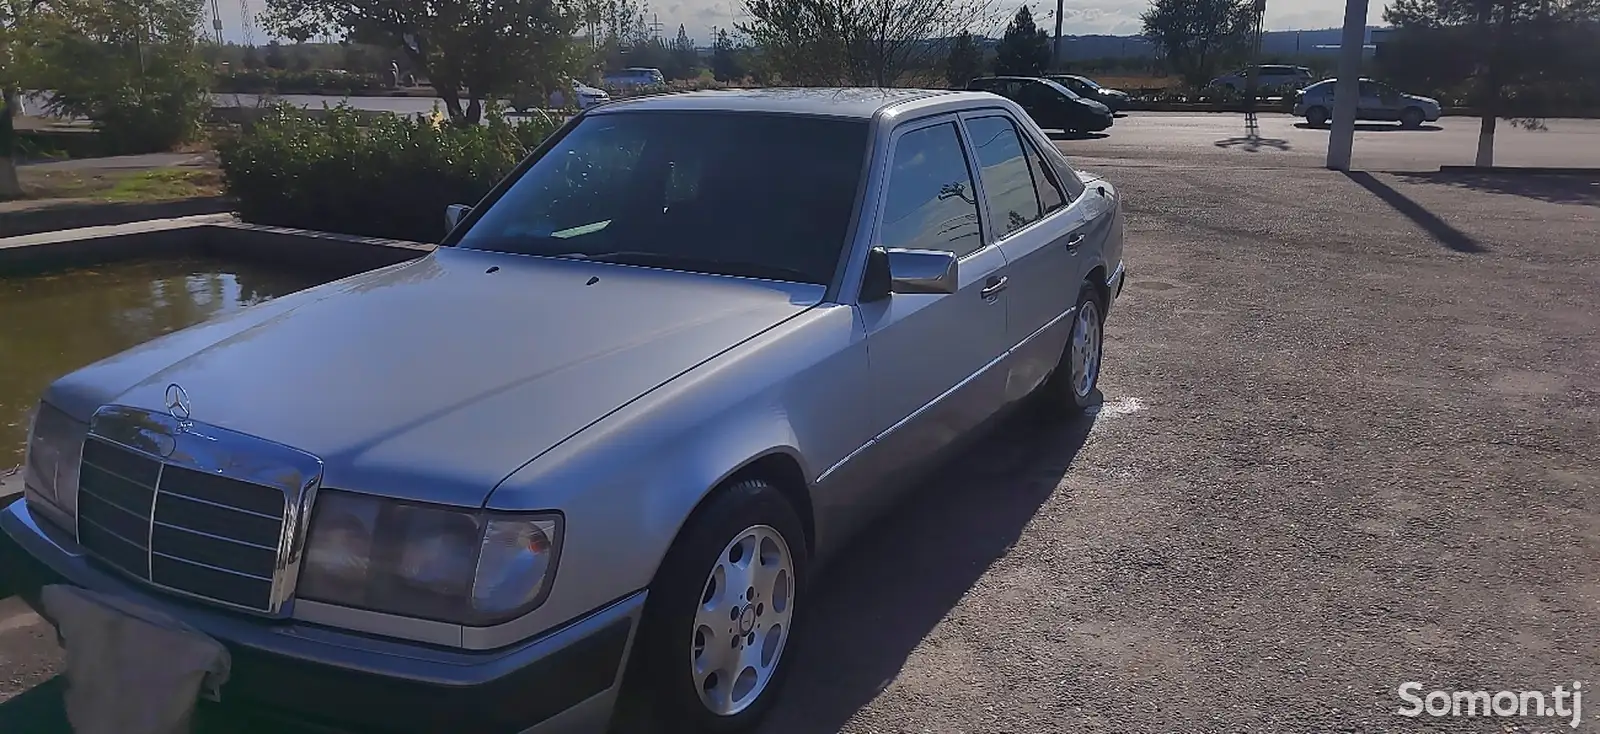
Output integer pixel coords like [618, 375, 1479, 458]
[0, 258, 326, 468]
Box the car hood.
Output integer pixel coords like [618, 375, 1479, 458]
[46, 247, 818, 506]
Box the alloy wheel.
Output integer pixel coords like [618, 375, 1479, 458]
[1070, 300, 1102, 399]
[690, 524, 795, 717]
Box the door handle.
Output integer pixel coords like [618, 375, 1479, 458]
[980, 275, 1009, 300]
[1065, 233, 1086, 249]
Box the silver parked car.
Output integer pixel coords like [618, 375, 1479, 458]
[2, 88, 1127, 733]
[1292, 78, 1443, 128]
[1209, 64, 1315, 94]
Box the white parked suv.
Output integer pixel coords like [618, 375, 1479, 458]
[1209, 65, 1315, 94]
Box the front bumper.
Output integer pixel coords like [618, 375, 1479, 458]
[0, 497, 642, 734]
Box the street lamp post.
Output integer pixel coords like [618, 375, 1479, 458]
[1325, 0, 1371, 170]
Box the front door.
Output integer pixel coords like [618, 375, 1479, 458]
[854, 115, 1012, 502]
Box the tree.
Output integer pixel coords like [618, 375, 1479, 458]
[1383, 0, 1600, 166]
[740, 0, 992, 87]
[263, 0, 581, 124]
[0, 0, 38, 198]
[24, 0, 213, 154]
[710, 26, 744, 82]
[289, 43, 313, 71]
[668, 24, 698, 80]
[1139, 0, 1253, 89]
[994, 5, 1050, 76]
[944, 28, 981, 87]
[265, 39, 287, 68]
[241, 44, 263, 68]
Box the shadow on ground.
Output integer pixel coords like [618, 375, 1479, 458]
[1392, 171, 1600, 207]
[1292, 122, 1444, 132]
[1214, 112, 1290, 152]
[614, 400, 1100, 734]
[1214, 135, 1291, 152]
[756, 403, 1099, 733]
[1343, 171, 1487, 254]
[1046, 131, 1110, 141]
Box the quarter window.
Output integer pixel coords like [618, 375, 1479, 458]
[1023, 137, 1067, 213]
[879, 122, 983, 257]
[965, 115, 1041, 236]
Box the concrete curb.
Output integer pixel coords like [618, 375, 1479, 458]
[0, 197, 233, 239]
[1437, 165, 1600, 175]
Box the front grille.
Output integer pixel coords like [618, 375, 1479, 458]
[76, 437, 285, 611]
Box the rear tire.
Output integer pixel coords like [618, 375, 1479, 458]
[1039, 282, 1106, 415]
[1306, 106, 1330, 127]
[632, 478, 808, 733]
[1400, 107, 1425, 129]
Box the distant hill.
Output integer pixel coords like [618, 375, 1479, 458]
[966, 27, 1382, 60]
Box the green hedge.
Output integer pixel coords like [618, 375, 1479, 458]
[215, 69, 390, 96]
[217, 103, 559, 242]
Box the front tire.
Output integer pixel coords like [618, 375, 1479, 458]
[1306, 106, 1330, 127]
[1400, 107, 1425, 129]
[1039, 282, 1106, 414]
[633, 478, 808, 732]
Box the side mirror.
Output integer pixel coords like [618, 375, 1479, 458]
[862, 246, 959, 301]
[445, 203, 472, 233]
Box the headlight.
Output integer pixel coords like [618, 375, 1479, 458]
[298, 490, 561, 626]
[22, 401, 85, 514]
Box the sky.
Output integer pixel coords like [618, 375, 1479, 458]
[213, 0, 1391, 48]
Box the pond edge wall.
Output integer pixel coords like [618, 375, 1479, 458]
[0, 215, 435, 277]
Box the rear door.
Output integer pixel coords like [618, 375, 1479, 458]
[960, 111, 1095, 401]
[1015, 80, 1065, 129]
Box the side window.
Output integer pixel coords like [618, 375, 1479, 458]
[1022, 135, 1068, 213]
[879, 122, 983, 257]
[964, 115, 1041, 236]
[1359, 80, 1380, 97]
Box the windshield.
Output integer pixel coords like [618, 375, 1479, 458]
[1039, 79, 1082, 100]
[456, 112, 870, 285]
[1071, 76, 1102, 90]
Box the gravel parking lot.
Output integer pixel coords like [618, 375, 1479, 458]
[3, 155, 1598, 733]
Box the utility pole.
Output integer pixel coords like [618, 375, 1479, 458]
[1052, 0, 1065, 70]
[1242, 0, 1266, 112]
[207, 0, 225, 45]
[1326, 0, 1370, 170]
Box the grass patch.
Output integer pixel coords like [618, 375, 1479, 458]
[18, 167, 224, 203]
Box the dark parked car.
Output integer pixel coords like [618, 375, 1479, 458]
[1045, 74, 1131, 112]
[967, 77, 1113, 133]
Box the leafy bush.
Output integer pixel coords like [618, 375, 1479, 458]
[217, 103, 559, 242]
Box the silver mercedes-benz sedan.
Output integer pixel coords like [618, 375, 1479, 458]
[2, 87, 1127, 733]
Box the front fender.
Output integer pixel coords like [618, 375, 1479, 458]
[471, 304, 868, 645]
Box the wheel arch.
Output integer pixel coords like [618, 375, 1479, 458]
[708, 449, 816, 557]
[1085, 264, 1111, 310]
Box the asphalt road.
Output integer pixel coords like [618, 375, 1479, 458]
[1057, 112, 1600, 172]
[3, 134, 1599, 733]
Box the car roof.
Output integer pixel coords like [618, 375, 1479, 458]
[590, 87, 967, 119]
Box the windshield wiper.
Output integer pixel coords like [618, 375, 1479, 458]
[575, 251, 817, 283]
